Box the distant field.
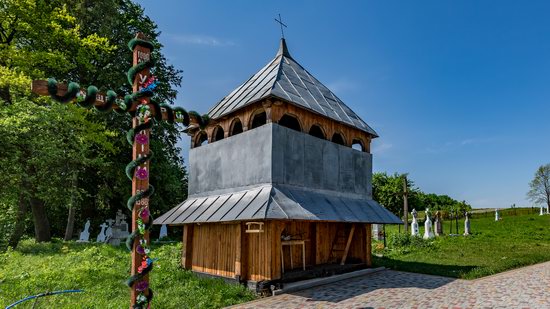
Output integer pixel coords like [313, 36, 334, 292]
[373, 209, 550, 279]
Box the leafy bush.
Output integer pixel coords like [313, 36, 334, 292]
[388, 233, 434, 249]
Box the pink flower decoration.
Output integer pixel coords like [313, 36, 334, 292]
[140, 208, 150, 220]
[135, 168, 148, 180]
[135, 280, 149, 292]
[135, 133, 149, 145]
[136, 244, 145, 255]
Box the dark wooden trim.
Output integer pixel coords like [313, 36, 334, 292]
[365, 224, 372, 267]
[182, 224, 194, 269]
[309, 222, 317, 266]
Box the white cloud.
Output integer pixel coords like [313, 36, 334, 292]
[372, 142, 393, 154]
[424, 136, 501, 154]
[326, 78, 357, 94]
[166, 34, 236, 47]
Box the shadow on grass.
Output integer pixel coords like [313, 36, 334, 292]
[14, 239, 129, 255]
[287, 259, 470, 304]
[372, 256, 478, 279]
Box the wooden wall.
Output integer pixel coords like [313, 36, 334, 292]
[182, 221, 372, 282]
[189, 223, 239, 278]
[247, 221, 282, 282]
[280, 221, 314, 270]
[314, 222, 366, 264]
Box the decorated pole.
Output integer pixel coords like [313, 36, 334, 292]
[31, 32, 211, 308]
[127, 32, 155, 308]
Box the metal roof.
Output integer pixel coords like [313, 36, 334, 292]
[154, 185, 402, 225]
[207, 39, 378, 137]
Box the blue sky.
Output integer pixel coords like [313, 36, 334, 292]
[135, 0, 550, 209]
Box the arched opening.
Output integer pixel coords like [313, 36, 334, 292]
[250, 111, 267, 129]
[212, 126, 224, 142]
[194, 131, 208, 148]
[278, 114, 302, 132]
[229, 118, 243, 136]
[308, 124, 326, 140]
[331, 133, 346, 146]
[352, 139, 364, 151]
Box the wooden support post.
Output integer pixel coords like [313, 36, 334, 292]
[272, 222, 282, 280]
[182, 224, 194, 269]
[235, 223, 245, 281]
[340, 224, 356, 265]
[365, 224, 372, 267]
[241, 223, 249, 281]
[309, 223, 316, 267]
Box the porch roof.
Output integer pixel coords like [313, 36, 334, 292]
[154, 185, 402, 225]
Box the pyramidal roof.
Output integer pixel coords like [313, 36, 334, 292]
[208, 39, 378, 137]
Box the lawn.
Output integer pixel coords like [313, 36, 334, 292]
[373, 209, 550, 279]
[0, 240, 255, 308]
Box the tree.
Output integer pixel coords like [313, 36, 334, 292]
[372, 172, 472, 219]
[527, 164, 550, 211]
[0, 0, 188, 249]
[372, 172, 422, 215]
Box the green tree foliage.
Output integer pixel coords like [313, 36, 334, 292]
[372, 172, 423, 215]
[0, 0, 188, 249]
[527, 163, 550, 210]
[372, 172, 471, 218]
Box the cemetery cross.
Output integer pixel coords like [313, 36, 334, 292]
[30, 32, 209, 308]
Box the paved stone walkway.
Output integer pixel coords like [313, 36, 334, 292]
[230, 262, 550, 309]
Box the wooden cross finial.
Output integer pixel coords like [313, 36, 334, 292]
[274, 13, 287, 39]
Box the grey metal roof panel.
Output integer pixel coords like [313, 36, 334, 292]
[154, 185, 402, 225]
[206, 39, 378, 137]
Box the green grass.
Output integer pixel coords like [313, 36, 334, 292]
[0, 240, 255, 308]
[373, 210, 550, 279]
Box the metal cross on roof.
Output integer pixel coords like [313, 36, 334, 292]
[274, 13, 287, 39]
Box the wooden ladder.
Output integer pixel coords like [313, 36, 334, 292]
[329, 224, 356, 265]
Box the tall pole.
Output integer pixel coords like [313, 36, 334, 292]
[130, 32, 152, 308]
[403, 175, 409, 233]
[31, 32, 209, 309]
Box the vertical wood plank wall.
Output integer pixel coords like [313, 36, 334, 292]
[281, 221, 313, 271]
[247, 221, 283, 281]
[189, 223, 239, 278]
[183, 221, 372, 282]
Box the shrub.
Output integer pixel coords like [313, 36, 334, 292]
[388, 233, 434, 249]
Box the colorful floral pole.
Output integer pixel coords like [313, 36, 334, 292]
[30, 32, 210, 308]
[127, 33, 155, 308]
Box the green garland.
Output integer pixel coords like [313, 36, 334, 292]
[47, 79, 79, 103]
[45, 35, 212, 309]
[127, 59, 154, 86]
[128, 38, 155, 51]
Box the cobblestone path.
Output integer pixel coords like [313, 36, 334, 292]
[230, 262, 550, 309]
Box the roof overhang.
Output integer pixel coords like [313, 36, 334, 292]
[154, 184, 402, 225]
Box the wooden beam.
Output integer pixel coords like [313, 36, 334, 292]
[31, 79, 176, 121]
[365, 224, 372, 267]
[272, 221, 282, 280]
[235, 223, 242, 280]
[309, 222, 317, 266]
[31, 79, 129, 109]
[182, 224, 194, 269]
[340, 224, 356, 265]
[242, 223, 250, 281]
